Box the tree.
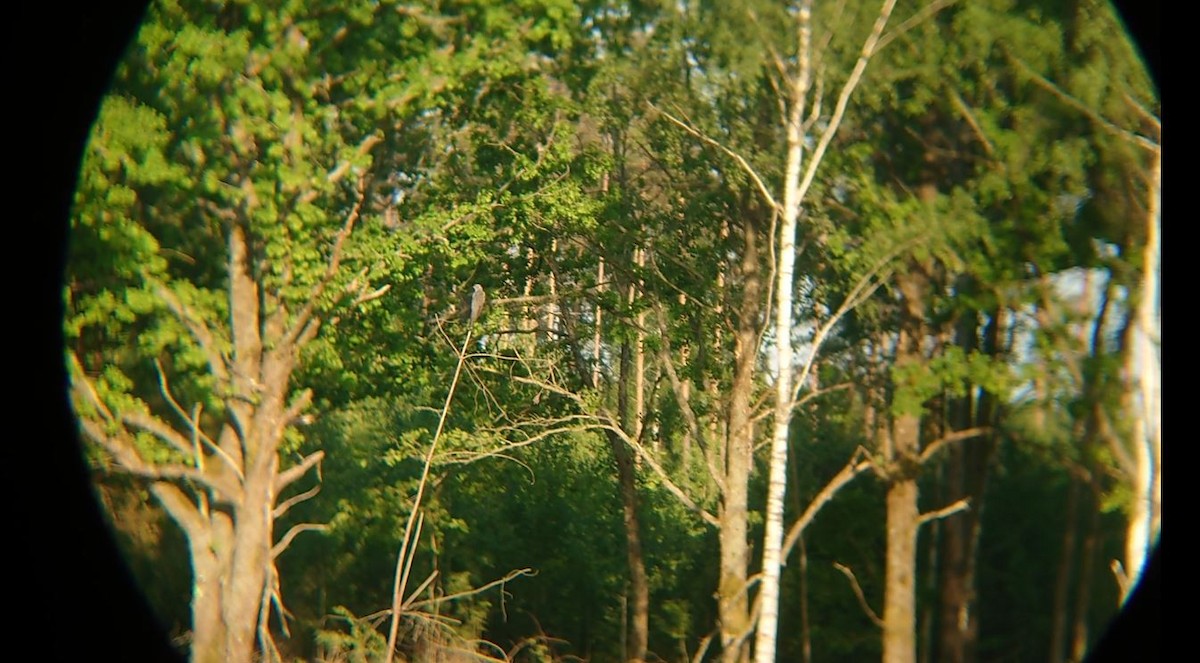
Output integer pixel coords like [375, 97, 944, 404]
[66, 1, 582, 660]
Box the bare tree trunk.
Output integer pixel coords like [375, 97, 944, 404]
[72, 217, 332, 663]
[883, 271, 926, 663]
[613, 338, 650, 662]
[718, 217, 763, 663]
[1122, 147, 1161, 599]
[755, 1, 810, 658]
[883, 419, 920, 663]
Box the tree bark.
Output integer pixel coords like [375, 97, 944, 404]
[882, 270, 926, 663]
[754, 1, 810, 659]
[612, 339, 650, 663]
[1048, 472, 1081, 663]
[718, 213, 763, 663]
[883, 418, 920, 663]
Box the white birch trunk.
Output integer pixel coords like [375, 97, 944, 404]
[1123, 147, 1161, 599]
[754, 1, 897, 659]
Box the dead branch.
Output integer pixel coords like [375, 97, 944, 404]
[76, 414, 240, 501]
[352, 283, 392, 306]
[917, 498, 970, 527]
[782, 447, 874, 558]
[119, 410, 193, 458]
[409, 568, 537, 612]
[271, 522, 329, 558]
[833, 562, 884, 627]
[402, 570, 440, 609]
[313, 132, 385, 200]
[793, 0, 898, 208]
[282, 388, 315, 428]
[147, 279, 231, 386]
[1006, 53, 1158, 152]
[273, 483, 321, 519]
[275, 449, 325, 493]
[918, 426, 990, 464]
[876, 0, 958, 53]
[650, 102, 782, 214]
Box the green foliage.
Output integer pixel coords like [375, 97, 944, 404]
[72, 0, 1154, 659]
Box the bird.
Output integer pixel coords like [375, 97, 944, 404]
[469, 284, 486, 325]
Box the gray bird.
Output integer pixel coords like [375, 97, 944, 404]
[469, 284, 486, 325]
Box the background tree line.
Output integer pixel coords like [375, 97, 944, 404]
[59, 0, 1159, 661]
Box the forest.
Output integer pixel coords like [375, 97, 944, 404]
[63, 1, 1160, 662]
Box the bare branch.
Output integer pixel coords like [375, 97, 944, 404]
[282, 388, 314, 428]
[284, 175, 369, 350]
[304, 132, 384, 204]
[918, 426, 990, 464]
[273, 483, 321, 519]
[275, 450, 325, 493]
[917, 498, 970, 527]
[147, 279, 230, 385]
[401, 570, 440, 609]
[876, 0, 958, 53]
[352, 283, 392, 306]
[833, 562, 884, 627]
[1006, 54, 1158, 152]
[78, 416, 208, 485]
[650, 102, 781, 213]
[782, 448, 874, 558]
[793, 0, 899, 207]
[503, 371, 721, 527]
[120, 410, 194, 458]
[271, 523, 329, 558]
[403, 569, 535, 610]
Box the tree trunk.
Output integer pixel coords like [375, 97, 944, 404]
[883, 271, 926, 663]
[883, 417, 920, 663]
[1122, 147, 1161, 599]
[612, 340, 650, 663]
[719, 213, 763, 663]
[754, 2, 810, 660]
[1069, 480, 1102, 662]
[1048, 472, 1081, 663]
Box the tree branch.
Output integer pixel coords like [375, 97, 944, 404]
[147, 279, 230, 385]
[275, 450, 325, 493]
[876, 0, 958, 53]
[917, 497, 970, 527]
[793, 0, 898, 207]
[1006, 53, 1158, 152]
[833, 562, 884, 627]
[918, 426, 990, 464]
[650, 102, 782, 213]
[782, 447, 874, 558]
[271, 522, 329, 558]
[284, 175, 369, 350]
[273, 483, 321, 519]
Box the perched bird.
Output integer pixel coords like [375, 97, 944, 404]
[469, 284, 486, 325]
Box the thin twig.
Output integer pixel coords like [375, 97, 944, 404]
[833, 562, 884, 627]
[650, 102, 782, 213]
